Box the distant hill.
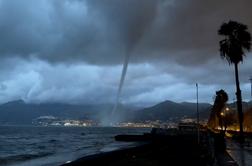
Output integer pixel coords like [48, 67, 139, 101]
[0, 100, 119, 125]
[0, 100, 214, 125]
[126, 100, 212, 122]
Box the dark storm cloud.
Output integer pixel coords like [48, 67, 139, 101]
[0, 0, 251, 65]
[87, 0, 158, 51]
[0, 0, 97, 61]
[0, 0, 159, 64]
[135, 0, 252, 65]
[0, 0, 252, 104]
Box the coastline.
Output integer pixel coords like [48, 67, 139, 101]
[61, 134, 209, 166]
[61, 130, 239, 166]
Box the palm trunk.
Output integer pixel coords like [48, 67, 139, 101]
[234, 63, 244, 143]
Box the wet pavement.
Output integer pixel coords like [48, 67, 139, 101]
[226, 139, 252, 166]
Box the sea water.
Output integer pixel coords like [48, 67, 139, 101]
[0, 126, 150, 166]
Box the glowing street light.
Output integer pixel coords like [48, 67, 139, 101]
[196, 83, 199, 144]
[250, 76, 252, 99]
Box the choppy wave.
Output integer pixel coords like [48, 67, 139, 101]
[0, 152, 53, 165]
[0, 126, 150, 166]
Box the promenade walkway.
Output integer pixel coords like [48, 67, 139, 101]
[226, 139, 252, 166]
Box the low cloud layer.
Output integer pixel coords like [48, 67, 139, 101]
[0, 0, 251, 105]
[0, 58, 251, 105]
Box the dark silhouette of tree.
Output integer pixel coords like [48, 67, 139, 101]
[208, 89, 228, 129]
[218, 20, 251, 142]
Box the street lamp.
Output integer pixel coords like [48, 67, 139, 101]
[220, 111, 225, 131]
[249, 77, 252, 99]
[220, 107, 230, 131]
[196, 83, 199, 144]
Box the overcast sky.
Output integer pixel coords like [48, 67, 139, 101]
[0, 0, 251, 106]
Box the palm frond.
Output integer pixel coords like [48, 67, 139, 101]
[218, 20, 251, 64]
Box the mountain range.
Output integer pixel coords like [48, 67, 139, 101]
[0, 100, 215, 125]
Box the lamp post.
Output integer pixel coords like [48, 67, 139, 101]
[196, 83, 199, 144]
[220, 112, 224, 130]
[249, 77, 252, 99]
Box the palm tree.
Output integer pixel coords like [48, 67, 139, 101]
[218, 20, 251, 142]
